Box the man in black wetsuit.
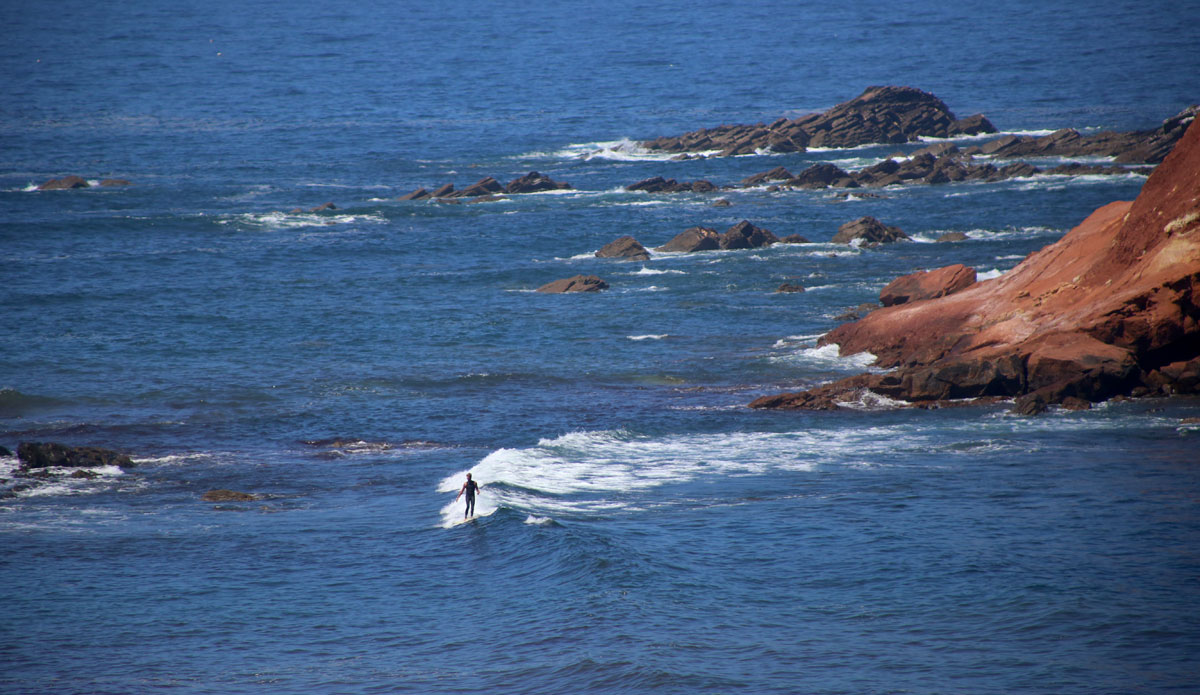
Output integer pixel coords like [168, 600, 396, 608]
[455, 472, 480, 518]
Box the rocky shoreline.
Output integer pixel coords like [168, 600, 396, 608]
[751, 117, 1200, 414]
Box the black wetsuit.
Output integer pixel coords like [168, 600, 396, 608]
[463, 479, 478, 517]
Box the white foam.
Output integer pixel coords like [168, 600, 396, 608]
[435, 425, 960, 522]
[541, 138, 715, 162]
[770, 342, 879, 371]
[219, 211, 387, 230]
[627, 334, 668, 341]
[977, 268, 1005, 280]
[524, 515, 554, 525]
[625, 267, 685, 276]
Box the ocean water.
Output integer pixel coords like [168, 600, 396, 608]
[3, 1, 1200, 693]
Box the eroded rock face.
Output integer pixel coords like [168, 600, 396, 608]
[536, 275, 609, 293]
[751, 117, 1200, 412]
[879, 264, 976, 307]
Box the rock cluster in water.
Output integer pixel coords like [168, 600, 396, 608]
[399, 171, 571, 202]
[751, 117, 1200, 414]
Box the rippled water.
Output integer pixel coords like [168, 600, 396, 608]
[3, 1, 1199, 693]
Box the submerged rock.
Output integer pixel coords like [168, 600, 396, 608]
[202, 489, 259, 502]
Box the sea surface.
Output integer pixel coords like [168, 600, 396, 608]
[3, 2, 1200, 693]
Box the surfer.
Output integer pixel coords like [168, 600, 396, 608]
[455, 472, 480, 518]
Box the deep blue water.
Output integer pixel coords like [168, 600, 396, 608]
[3, 2, 1200, 693]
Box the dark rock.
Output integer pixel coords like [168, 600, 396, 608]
[506, 171, 572, 194]
[626, 176, 715, 193]
[711, 198, 732, 207]
[0, 445, 11, 457]
[430, 183, 456, 198]
[202, 489, 258, 502]
[741, 166, 794, 187]
[1013, 393, 1049, 416]
[310, 202, 338, 212]
[720, 220, 779, 250]
[536, 275, 609, 293]
[935, 232, 969, 243]
[780, 234, 811, 243]
[912, 142, 960, 158]
[998, 162, 1039, 179]
[975, 106, 1198, 164]
[776, 283, 806, 293]
[1061, 396, 1092, 410]
[879, 264, 977, 307]
[70, 469, 100, 479]
[38, 175, 90, 190]
[596, 236, 651, 261]
[17, 442, 134, 469]
[655, 226, 721, 253]
[398, 187, 432, 201]
[642, 86, 994, 156]
[446, 177, 504, 198]
[783, 163, 852, 189]
[98, 178, 132, 187]
[832, 217, 909, 245]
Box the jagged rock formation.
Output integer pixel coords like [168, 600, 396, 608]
[751, 117, 1200, 413]
[399, 172, 571, 200]
[966, 106, 1198, 164]
[641, 86, 995, 156]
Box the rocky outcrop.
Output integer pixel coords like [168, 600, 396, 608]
[596, 236, 651, 260]
[656, 222, 778, 252]
[17, 442, 134, 469]
[506, 171, 572, 194]
[38, 175, 90, 190]
[966, 106, 1198, 164]
[831, 217, 909, 245]
[720, 220, 778, 250]
[641, 86, 995, 156]
[400, 172, 570, 200]
[626, 176, 718, 193]
[536, 275, 609, 293]
[879, 264, 976, 307]
[751, 117, 1200, 413]
[655, 226, 721, 253]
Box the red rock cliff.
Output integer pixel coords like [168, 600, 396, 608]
[752, 116, 1200, 413]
